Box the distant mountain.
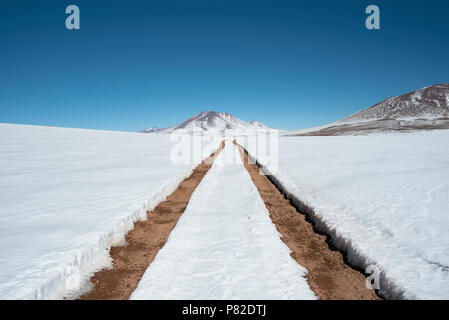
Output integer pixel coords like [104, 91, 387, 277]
[285, 84, 449, 136]
[248, 120, 272, 129]
[140, 111, 277, 135]
[139, 127, 159, 133]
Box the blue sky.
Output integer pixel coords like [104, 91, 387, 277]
[1, 0, 448, 131]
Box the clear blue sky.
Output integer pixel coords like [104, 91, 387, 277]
[1, 0, 448, 131]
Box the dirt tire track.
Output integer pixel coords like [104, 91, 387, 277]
[79, 141, 225, 300]
[234, 141, 380, 300]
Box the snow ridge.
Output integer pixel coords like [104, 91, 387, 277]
[33, 173, 195, 300]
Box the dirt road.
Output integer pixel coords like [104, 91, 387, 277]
[80, 140, 379, 300]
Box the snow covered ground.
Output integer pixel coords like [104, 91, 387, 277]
[131, 142, 316, 300]
[238, 131, 449, 299]
[3, 121, 447, 300]
[0, 123, 220, 299]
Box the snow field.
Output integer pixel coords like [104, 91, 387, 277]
[0, 124, 220, 299]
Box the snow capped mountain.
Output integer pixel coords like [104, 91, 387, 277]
[339, 84, 449, 122]
[139, 127, 159, 133]
[140, 111, 276, 135]
[248, 120, 271, 129]
[285, 84, 449, 136]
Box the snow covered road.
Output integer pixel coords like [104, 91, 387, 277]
[131, 142, 316, 300]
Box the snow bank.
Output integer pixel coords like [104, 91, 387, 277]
[0, 124, 220, 299]
[238, 131, 449, 299]
[131, 142, 316, 299]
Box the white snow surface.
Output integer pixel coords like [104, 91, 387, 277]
[0, 123, 220, 299]
[238, 131, 449, 300]
[131, 142, 316, 300]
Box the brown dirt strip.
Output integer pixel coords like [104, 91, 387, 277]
[79, 141, 225, 300]
[234, 141, 380, 300]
